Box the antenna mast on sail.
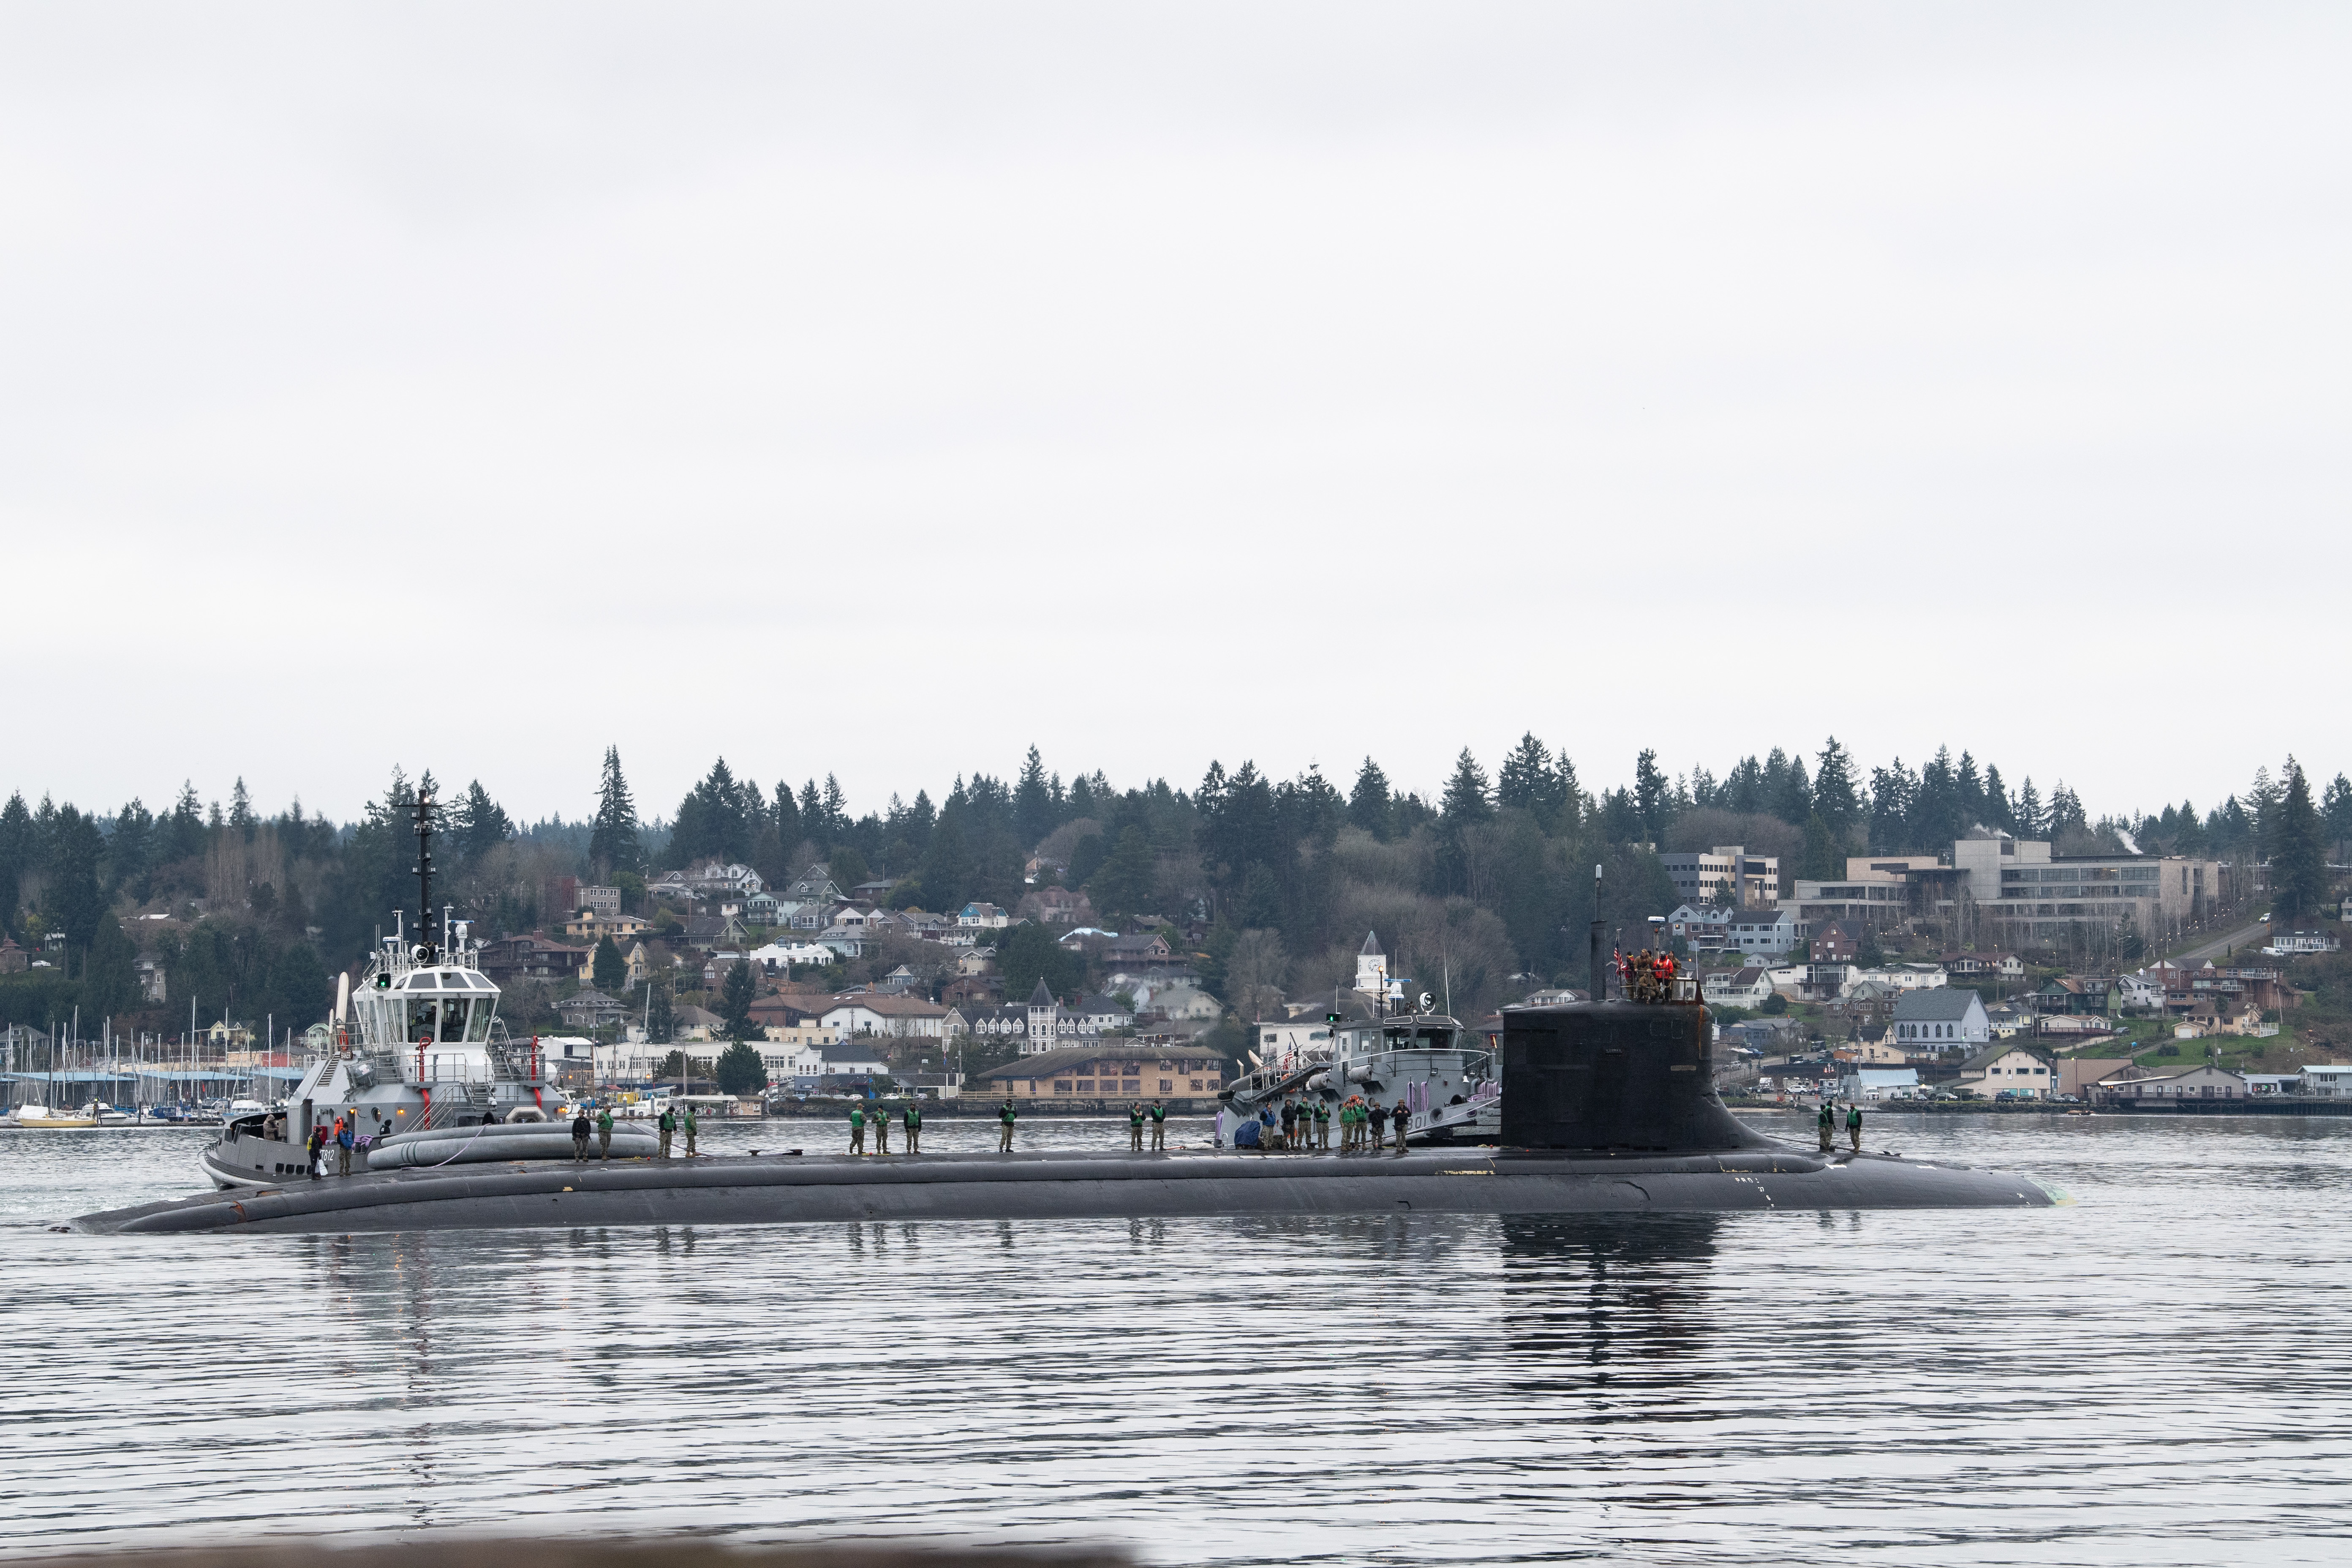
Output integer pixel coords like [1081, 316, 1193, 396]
[413, 790, 437, 964]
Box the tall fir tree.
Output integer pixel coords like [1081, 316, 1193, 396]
[1348, 757, 1394, 840]
[2271, 759, 2327, 920]
[590, 747, 641, 872]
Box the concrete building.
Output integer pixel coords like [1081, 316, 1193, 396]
[1658, 846, 1780, 909]
[1952, 832, 2224, 949]
[1955, 1040, 2056, 1098]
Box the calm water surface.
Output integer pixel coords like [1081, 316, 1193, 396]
[2, 1111, 2348, 1565]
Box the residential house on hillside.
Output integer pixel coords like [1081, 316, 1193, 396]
[683, 913, 749, 952]
[1020, 886, 1095, 926]
[823, 994, 950, 1040]
[557, 988, 626, 1032]
[1812, 920, 1867, 964]
[1942, 951, 2024, 981]
[562, 910, 650, 945]
[670, 1004, 725, 1043]
[958, 902, 1010, 929]
[689, 860, 764, 896]
[1892, 988, 1990, 1050]
[2037, 976, 2119, 1017]
[647, 871, 695, 904]
[479, 934, 593, 986]
[1728, 907, 1806, 956]
[1105, 932, 1176, 966]
[1668, 904, 1735, 948]
[743, 892, 784, 926]
[784, 869, 846, 903]
[1701, 966, 1774, 1009]
[748, 939, 836, 971]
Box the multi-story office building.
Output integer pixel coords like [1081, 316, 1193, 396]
[1658, 845, 1780, 909]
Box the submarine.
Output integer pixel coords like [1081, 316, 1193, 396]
[69, 923, 2063, 1236]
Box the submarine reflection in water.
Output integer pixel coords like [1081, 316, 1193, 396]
[1500, 1214, 1722, 1386]
[71, 1002, 2060, 1236]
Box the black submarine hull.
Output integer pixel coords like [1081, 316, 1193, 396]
[69, 1145, 2060, 1235]
[67, 1000, 2066, 1235]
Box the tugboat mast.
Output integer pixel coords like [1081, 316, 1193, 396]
[413, 791, 436, 964]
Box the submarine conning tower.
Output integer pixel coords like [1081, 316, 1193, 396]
[1498, 915, 1775, 1154]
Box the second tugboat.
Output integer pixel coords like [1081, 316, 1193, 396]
[201, 790, 656, 1187]
[1216, 931, 1501, 1149]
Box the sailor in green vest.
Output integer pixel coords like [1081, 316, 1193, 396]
[1129, 1101, 1145, 1152]
[1846, 1101, 1863, 1153]
[874, 1100, 891, 1154]
[1314, 1099, 1331, 1150]
[684, 1102, 698, 1157]
[849, 1102, 866, 1155]
[999, 1096, 1018, 1152]
[596, 1105, 614, 1160]
[1149, 1098, 1167, 1151]
[904, 1100, 923, 1154]
[1817, 1099, 1835, 1154]
[657, 1104, 675, 1159]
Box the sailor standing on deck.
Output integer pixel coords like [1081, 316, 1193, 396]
[597, 1105, 614, 1159]
[874, 1102, 891, 1155]
[1149, 1098, 1166, 1150]
[685, 1102, 699, 1157]
[1817, 1100, 1835, 1154]
[1846, 1102, 1863, 1153]
[1278, 1100, 1298, 1152]
[904, 1100, 922, 1154]
[308, 1123, 328, 1179]
[1129, 1102, 1145, 1152]
[849, 1102, 866, 1155]
[1391, 1100, 1410, 1156]
[1368, 1100, 1388, 1151]
[999, 1096, 1018, 1152]
[571, 1109, 591, 1162]
[1315, 1099, 1331, 1150]
[336, 1116, 355, 1176]
[657, 1105, 675, 1160]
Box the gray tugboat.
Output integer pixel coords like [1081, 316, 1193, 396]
[200, 792, 655, 1188]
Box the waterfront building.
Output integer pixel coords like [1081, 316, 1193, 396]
[976, 1045, 1230, 1108]
[1893, 988, 1990, 1049]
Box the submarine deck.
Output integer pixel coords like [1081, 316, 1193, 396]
[68, 1145, 2060, 1235]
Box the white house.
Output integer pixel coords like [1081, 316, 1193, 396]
[958, 902, 1010, 929]
[1839, 1067, 1920, 1102]
[1668, 904, 1736, 947]
[1956, 1040, 2056, 1098]
[688, 860, 765, 896]
[1892, 988, 1990, 1049]
[747, 939, 838, 970]
[821, 994, 949, 1040]
[2301, 1064, 2352, 1097]
[1726, 906, 1806, 956]
[2100, 1065, 2250, 1103]
[1701, 966, 1775, 1008]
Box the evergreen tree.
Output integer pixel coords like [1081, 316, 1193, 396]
[165, 781, 206, 865]
[2015, 778, 2046, 839]
[1724, 756, 1765, 816]
[590, 747, 641, 872]
[0, 791, 31, 929]
[997, 920, 1081, 1003]
[798, 780, 825, 843]
[1091, 825, 1157, 916]
[919, 808, 977, 910]
[2047, 781, 2087, 837]
[1813, 738, 1861, 838]
[2323, 774, 2352, 859]
[1442, 748, 1495, 828]
[1982, 765, 2013, 832]
[771, 778, 804, 852]
[1801, 814, 1841, 881]
[719, 954, 757, 1040]
[1632, 749, 1671, 842]
[1497, 734, 1554, 816]
[1348, 757, 1394, 840]
[108, 798, 155, 898]
[673, 758, 755, 864]
[646, 975, 675, 1044]
[1772, 753, 1813, 827]
[592, 936, 626, 992]
[715, 1039, 768, 1095]
[46, 805, 106, 950]
[84, 913, 142, 1016]
[822, 775, 848, 840]
[2272, 759, 2327, 920]
[1955, 751, 1986, 827]
[229, 778, 256, 841]
[1015, 745, 1057, 849]
[454, 780, 513, 864]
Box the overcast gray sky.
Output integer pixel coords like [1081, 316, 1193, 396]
[3, 2, 2344, 827]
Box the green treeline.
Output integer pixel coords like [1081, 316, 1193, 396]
[1, 741, 2344, 1035]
